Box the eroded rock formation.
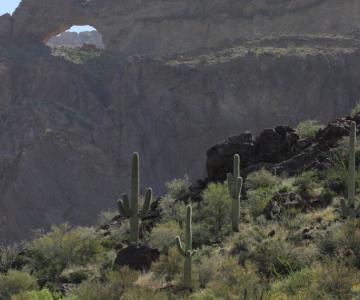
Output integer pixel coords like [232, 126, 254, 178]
[1, 0, 360, 55]
[1, 0, 360, 244]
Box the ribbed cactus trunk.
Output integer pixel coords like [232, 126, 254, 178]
[175, 205, 195, 289]
[227, 154, 243, 232]
[348, 121, 356, 219]
[118, 152, 153, 244]
[184, 205, 192, 288]
[130, 153, 140, 243]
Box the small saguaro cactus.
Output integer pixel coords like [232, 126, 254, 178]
[175, 205, 196, 289]
[227, 154, 243, 232]
[341, 121, 360, 218]
[118, 152, 153, 243]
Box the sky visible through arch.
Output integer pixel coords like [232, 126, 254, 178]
[0, 0, 95, 32]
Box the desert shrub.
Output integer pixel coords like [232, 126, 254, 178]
[0, 244, 19, 273]
[251, 236, 318, 278]
[192, 183, 232, 245]
[10, 289, 53, 300]
[309, 260, 359, 299]
[271, 268, 313, 297]
[228, 224, 318, 279]
[165, 176, 191, 200]
[245, 169, 280, 190]
[149, 221, 182, 253]
[160, 195, 187, 225]
[0, 270, 39, 300]
[73, 268, 139, 300]
[296, 120, 324, 139]
[245, 170, 284, 219]
[151, 246, 183, 283]
[333, 220, 360, 268]
[121, 288, 169, 300]
[96, 210, 118, 228]
[191, 247, 220, 289]
[294, 171, 321, 197]
[351, 103, 360, 117]
[247, 187, 277, 219]
[203, 257, 264, 299]
[23, 224, 106, 287]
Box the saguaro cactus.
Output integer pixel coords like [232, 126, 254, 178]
[341, 121, 360, 218]
[118, 152, 153, 243]
[227, 154, 243, 231]
[175, 205, 196, 289]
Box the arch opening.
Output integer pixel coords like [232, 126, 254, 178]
[46, 25, 105, 49]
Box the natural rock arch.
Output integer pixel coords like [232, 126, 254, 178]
[1, 0, 360, 56]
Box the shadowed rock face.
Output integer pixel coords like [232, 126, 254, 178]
[1, 39, 360, 243]
[1, 0, 360, 55]
[1, 0, 360, 244]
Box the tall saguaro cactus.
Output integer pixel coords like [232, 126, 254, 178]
[227, 154, 243, 231]
[341, 121, 360, 218]
[175, 205, 196, 289]
[118, 152, 153, 243]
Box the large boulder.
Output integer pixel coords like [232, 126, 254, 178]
[114, 244, 160, 271]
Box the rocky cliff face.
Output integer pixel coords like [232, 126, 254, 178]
[1, 0, 360, 55]
[1, 37, 360, 243]
[1, 0, 360, 244]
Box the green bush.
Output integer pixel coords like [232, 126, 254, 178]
[73, 268, 139, 300]
[247, 187, 277, 219]
[24, 224, 106, 287]
[351, 103, 360, 117]
[149, 221, 182, 253]
[165, 176, 191, 200]
[11, 289, 53, 300]
[251, 237, 318, 278]
[0, 270, 39, 300]
[245, 169, 280, 190]
[296, 120, 324, 139]
[192, 183, 232, 245]
[151, 246, 183, 282]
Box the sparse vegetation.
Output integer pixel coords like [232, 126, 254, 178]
[296, 119, 324, 139]
[2, 134, 360, 300]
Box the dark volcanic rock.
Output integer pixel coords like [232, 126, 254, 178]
[206, 115, 358, 183]
[114, 244, 160, 271]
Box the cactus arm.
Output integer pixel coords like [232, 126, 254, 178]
[233, 154, 240, 178]
[235, 177, 243, 198]
[118, 195, 131, 218]
[139, 188, 152, 218]
[175, 236, 187, 256]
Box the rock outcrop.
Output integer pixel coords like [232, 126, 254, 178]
[206, 113, 360, 182]
[1, 0, 360, 56]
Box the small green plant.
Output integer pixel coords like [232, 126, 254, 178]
[11, 289, 54, 300]
[341, 122, 360, 218]
[118, 152, 153, 243]
[227, 154, 243, 232]
[0, 270, 38, 300]
[296, 120, 324, 139]
[351, 103, 360, 117]
[175, 205, 196, 289]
